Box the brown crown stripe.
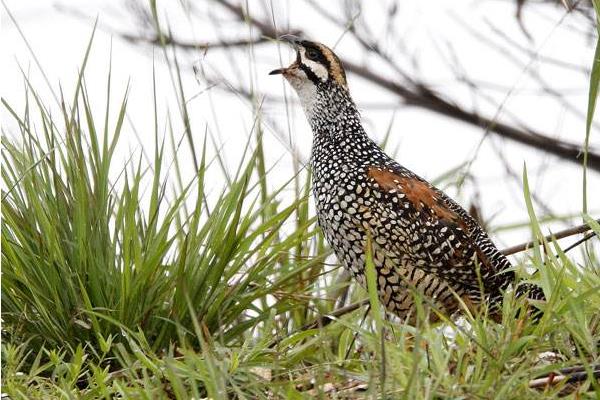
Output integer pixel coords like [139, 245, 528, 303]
[317, 44, 347, 88]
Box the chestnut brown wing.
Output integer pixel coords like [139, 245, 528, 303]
[365, 165, 513, 294]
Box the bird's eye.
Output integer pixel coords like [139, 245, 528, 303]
[306, 49, 320, 60]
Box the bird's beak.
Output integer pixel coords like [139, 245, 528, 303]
[269, 34, 302, 76]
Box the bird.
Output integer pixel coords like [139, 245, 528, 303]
[270, 36, 544, 324]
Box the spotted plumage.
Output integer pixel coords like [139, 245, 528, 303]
[270, 37, 543, 323]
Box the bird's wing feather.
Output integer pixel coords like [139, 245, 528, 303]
[365, 164, 513, 293]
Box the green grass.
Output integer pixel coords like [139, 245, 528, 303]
[2, 23, 600, 400]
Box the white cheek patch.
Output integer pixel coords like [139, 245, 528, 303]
[303, 59, 328, 81]
[299, 48, 329, 81]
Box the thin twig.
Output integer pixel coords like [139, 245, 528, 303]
[528, 364, 600, 389]
[268, 299, 370, 348]
[344, 304, 371, 360]
[120, 33, 270, 50]
[563, 231, 598, 253]
[501, 219, 599, 255]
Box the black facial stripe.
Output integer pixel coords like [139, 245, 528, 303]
[317, 51, 331, 70]
[301, 42, 330, 68]
[299, 63, 322, 85]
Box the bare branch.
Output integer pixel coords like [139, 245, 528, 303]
[268, 299, 370, 348]
[344, 61, 600, 171]
[529, 364, 600, 391]
[211, 0, 600, 172]
[501, 218, 599, 255]
[119, 32, 269, 50]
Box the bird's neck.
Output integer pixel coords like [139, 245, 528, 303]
[307, 83, 384, 164]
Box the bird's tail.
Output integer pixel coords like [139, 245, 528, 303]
[516, 282, 546, 301]
[514, 282, 545, 321]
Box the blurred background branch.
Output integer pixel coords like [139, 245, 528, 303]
[69, 0, 600, 172]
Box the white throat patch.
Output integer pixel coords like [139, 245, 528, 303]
[286, 71, 318, 119]
[284, 48, 330, 119]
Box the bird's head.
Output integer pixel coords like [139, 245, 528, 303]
[270, 36, 348, 114]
